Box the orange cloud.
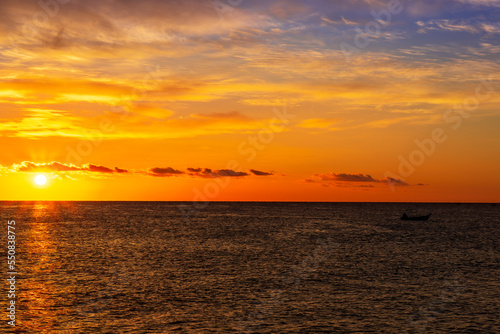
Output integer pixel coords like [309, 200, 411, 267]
[11, 161, 130, 174]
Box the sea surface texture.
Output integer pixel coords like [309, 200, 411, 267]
[0, 202, 499, 333]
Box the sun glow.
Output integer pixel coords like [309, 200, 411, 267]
[34, 174, 47, 186]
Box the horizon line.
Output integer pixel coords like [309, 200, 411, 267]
[0, 200, 498, 204]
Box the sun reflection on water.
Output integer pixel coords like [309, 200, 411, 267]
[20, 202, 65, 332]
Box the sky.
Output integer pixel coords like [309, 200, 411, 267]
[0, 0, 499, 201]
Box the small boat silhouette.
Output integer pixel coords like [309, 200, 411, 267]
[401, 213, 431, 221]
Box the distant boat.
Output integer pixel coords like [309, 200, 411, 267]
[401, 213, 431, 221]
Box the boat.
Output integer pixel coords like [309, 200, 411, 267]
[401, 213, 431, 221]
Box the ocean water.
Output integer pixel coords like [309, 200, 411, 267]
[0, 202, 499, 333]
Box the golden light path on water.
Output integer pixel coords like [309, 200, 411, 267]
[22, 202, 64, 332]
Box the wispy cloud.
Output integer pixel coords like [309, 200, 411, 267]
[321, 16, 358, 26]
[416, 19, 500, 34]
[455, 0, 500, 7]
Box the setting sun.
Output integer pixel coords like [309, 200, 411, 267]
[34, 174, 47, 186]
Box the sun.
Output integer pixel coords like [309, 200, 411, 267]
[34, 174, 47, 186]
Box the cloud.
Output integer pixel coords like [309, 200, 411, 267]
[15, 161, 81, 172]
[187, 168, 249, 178]
[0, 105, 278, 139]
[417, 19, 500, 34]
[385, 177, 410, 186]
[11, 161, 130, 175]
[0, 0, 275, 46]
[250, 169, 273, 176]
[187, 168, 216, 178]
[87, 164, 114, 173]
[148, 167, 185, 177]
[5, 161, 276, 180]
[217, 169, 249, 177]
[315, 173, 379, 182]
[114, 167, 129, 173]
[321, 16, 358, 25]
[302, 172, 420, 188]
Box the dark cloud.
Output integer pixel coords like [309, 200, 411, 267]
[385, 177, 410, 186]
[149, 167, 184, 177]
[87, 164, 114, 173]
[187, 168, 214, 178]
[216, 169, 249, 177]
[114, 167, 129, 173]
[250, 169, 273, 176]
[304, 172, 423, 188]
[315, 173, 379, 182]
[12, 162, 264, 180]
[188, 168, 249, 178]
[9, 161, 275, 182]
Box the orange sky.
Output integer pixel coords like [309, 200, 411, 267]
[0, 0, 499, 201]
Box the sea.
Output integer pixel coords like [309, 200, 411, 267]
[0, 202, 499, 333]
